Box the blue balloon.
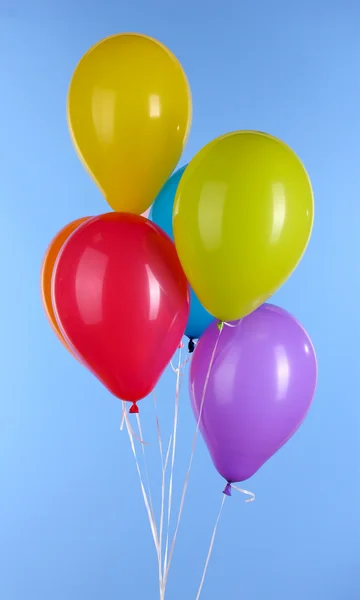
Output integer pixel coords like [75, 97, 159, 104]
[150, 166, 214, 341]
[151, 166, 187, 238]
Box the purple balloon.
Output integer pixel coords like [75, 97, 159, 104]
[190, 304, 317, 487]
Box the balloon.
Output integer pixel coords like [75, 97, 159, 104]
[67, 33, 192, 214]
[190, 304, 317, 486]
[151, 166, 214, 340]
[185, 289, 214, 342]
[151, 166, 187, 235]
[52, 213, 190, 412]
[173, 131, 314, 322]
[41, 217, 89, 353]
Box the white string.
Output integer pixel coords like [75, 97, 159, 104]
[120, 402, 149, 445]
[232, 484, 256, 503]
[195, 494, 226, 600]
[223, 320, 241, 328]
[163, 345, 183, 595]
[157, 345, 185, 599]
[122, 405, 162, 591]
[159, 432, 173, 599]
[120, 407, 125, 430]
[153, 390, 173, 599]
[163, 325, 223, 587]
[120, 346, 186, 600]
[136, 413, 156, 521]
[152, 392, 165, 596]
[195, 484, 255, 599]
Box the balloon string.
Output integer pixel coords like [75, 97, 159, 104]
[136, 413, 156, 522]
[122, 405, 161, 578]
[232, 485, 256, 503]
[162, 345, 184, 596]
[160, 432, 173, 599]
[163, 327, 223, 587]
[160, 434, 173, 600]
[153, 394, 165, 594]
[153, 391, 173, 599]
[195, 494, 226, 600]
[120, 402, 149, 445]
[121, 346, 188, 599]
[170, 350, 190, 373]
[195, 485, 255, 600]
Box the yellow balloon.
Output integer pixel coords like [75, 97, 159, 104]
[67, 33, 192, 214]
[173, 131, 314, 322]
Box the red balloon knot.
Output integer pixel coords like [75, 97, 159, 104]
[129, 402, 139, 414]
[178, 342, 184, 349]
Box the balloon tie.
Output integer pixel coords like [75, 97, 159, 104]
[188, 338, 196, 353]
[129, 402, 139, 414]
[223, 482, 232, 496]
[217, 321, 224, 332]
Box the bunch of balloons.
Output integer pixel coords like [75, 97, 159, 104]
[41, 32, 317, 490]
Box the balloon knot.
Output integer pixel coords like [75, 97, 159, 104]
[217, 321, 224, 332]
[188, 338, 196, 353]
[178, 341, 184, 349]
[223, 482, 232, 497]
[129, 402, 139, 414]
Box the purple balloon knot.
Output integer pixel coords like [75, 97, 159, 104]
[223, 482, 232, 496]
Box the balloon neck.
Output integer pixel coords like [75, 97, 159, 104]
[188, 338, 196, 353]
[129, 402, 139, 414]
[223, 482, 232, 497]
[217, 321, 224, 332]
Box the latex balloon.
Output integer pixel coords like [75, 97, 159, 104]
[190, 304, 317, 487]
[151, 166, 187, 236]
[185, 289, 214, 342]
[52, 213, 189, 412]
[67, 33, 192, 214]
[41, 217, 89, 353]
[151, 166, 214, 340]
[173, 131, 314, 322]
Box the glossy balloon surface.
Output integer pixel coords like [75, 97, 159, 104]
[52, 213, 189, 405]
[190, 304, 317, 482]
[68, 34, 192, 214]
[174, 131, 314, 321]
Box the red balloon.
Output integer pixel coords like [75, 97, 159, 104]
[52, 212, 189, 411]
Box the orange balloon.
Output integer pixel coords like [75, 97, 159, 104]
[41, 217, 89, 353]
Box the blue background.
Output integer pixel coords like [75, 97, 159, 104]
[1, 1, 359, 599]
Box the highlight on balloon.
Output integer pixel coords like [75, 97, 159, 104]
[41, 32, 317, 600]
